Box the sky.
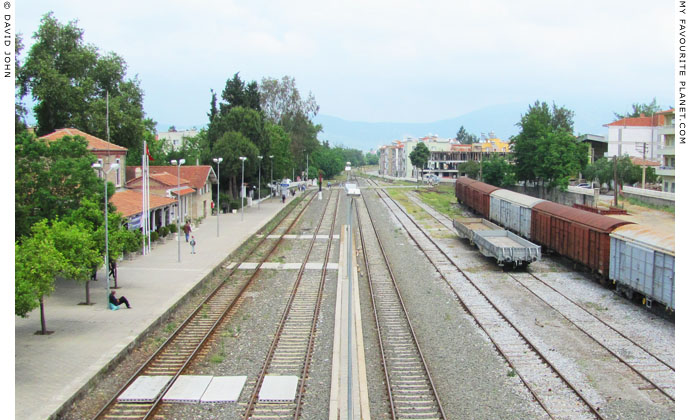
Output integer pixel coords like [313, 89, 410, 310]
[14, 0, 674, 132]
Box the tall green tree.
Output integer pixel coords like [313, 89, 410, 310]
[455, 126, 478, 144]
[614, 98, 662, 119]
[511, 101, 586, 190]
[18, 12, 155, 157]
[15, 133, 103, 241]
[15, 34, 28, 134]
[266, 122, 295, 180]
[259, 75, 319, 124]
[482, 154, 516, 187]
[15, 220, 69, 334]
[212, 131, 259, 199]
[458, 160, 480, 179]
[409, 142, 430, 184]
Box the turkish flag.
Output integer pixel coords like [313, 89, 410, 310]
[146, 144, 154, 161]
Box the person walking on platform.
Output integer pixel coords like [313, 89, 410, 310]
[183, 221, 191, 242]
[109, 290, 131, 309]
[282, 189, 287, 204]
[190, 236, 197, 254]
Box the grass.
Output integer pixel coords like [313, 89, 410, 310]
[618, 196, 675, 214]
[412, 184, 464, 219]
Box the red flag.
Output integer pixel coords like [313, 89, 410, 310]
[146, 144, 154, 162]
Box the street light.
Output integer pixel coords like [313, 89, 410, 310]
[257, 155, 263, 210]
[239, 156, 247, 221]
[171, 158, 186, 262]
[212, 157, 223, 237]
[92, 161, 120, 308]
[269, 155, 274, 200]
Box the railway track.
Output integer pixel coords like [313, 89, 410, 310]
[241, 188, 340, 419]
[400, 187, 676, 401]
[360, 177, 601, 419]
[356, 180, 447, 420]
[93, 192, 317, 420]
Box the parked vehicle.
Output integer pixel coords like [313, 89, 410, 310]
[453, 218, 541, 267]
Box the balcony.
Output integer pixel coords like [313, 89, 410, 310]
[655, 166, 675, 177]
[659, 125, 675, 135]
[658, 145, 675, 156]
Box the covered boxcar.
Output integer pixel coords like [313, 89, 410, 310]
[609, 224, 675, 311]
[457, 179, 500, 219]
[489, 189, 544, 239]
[455, 177, 477, 206]
[530, 201, 632, 278]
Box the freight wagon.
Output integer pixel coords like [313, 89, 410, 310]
[609, 224, 675, 311]
[489, 189, 544, 239]
[530, 201, 632, 279]
[455, 177, 499, 219]
[453, 218, 541, 267]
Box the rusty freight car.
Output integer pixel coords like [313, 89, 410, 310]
[530, 201, 633, 278]
[455, 178, 500, 219]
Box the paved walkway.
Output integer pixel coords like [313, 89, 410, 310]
[15, 195, 294, 420]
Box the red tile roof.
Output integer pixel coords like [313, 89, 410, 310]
[171, 187, 196, 196]
[630, 157, 661, 166]
[126, 165, 215, 189]
[110, 190, 177, 217]
[40, 128, 128, 153]
[125, 172, 191, 188]
[604, 109, 674, 128]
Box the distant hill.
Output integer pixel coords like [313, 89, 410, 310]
[315, 102, 611, 152]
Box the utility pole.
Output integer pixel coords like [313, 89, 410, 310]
[613, 155, 618, 207]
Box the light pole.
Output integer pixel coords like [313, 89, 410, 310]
[306, 153, 309, 186]
[171, 158, 186, 262]
[257, 155, 263, 210]
[92, 161, 120, 308]
[213, 157, 223, 237]
[269, 155, 274, 200]
[239, 156, 247, 221]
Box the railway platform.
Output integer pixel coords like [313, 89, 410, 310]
[15, 194, 294, 420]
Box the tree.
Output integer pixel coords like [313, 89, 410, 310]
[259, 75, 319, 124]
[458, 160, 480, 179]
[212, 131, 259, 199]
[409, 142, 430, 184]
[18, 13, 155, 157]
[311, 145, 345, 179]
[482, 154, 516, 187]
[219, 72, 261, 115]
[614, 98, 662, 119]
[266, 122, 295, 180]
[208, 106, 267, 156]
[511, 101, 586, 190]
[455, 126, 478, 144]
[15, 34, 28, 134]
[15, 220, 69, 334]
[15, 132, 103, 241]
[365, 152, 379, 166]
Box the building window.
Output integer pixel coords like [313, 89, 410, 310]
[672, 183, 675, 193]
[664, 182, 669, 192]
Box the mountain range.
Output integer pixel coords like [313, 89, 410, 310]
[314, 102, 613, 152]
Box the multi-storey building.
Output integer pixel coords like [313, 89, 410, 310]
[656, 110, 675, 193]
[156, 129, 199, 151]
[378, 135, 510, 180]
[604, 110, 674, 162]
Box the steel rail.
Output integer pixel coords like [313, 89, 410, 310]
[242, 189, 337, 419]
[293, 189, 341, 419]
[357, 181, 447, 420]
[368, 181, 603, 420]
[404, 188, 676, 391]
[508, 272, 675, 402]
[93, 191, 316, 420]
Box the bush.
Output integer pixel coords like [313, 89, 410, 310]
[125, 229, 143, 253]
[158, 226, 168, 237]
[150, 231, 159, 242]
[168, 223, 177, 234]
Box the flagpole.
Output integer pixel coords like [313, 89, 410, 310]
[142, 142, 146, 255]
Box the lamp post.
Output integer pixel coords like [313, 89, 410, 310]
[239, 156, 247, 221]
[269, 155, 274, 200]
[257, 155, 263, 210]
[171, 158, 186, 262]
[92, 161, 120, 308]
[306, 153, 309, 186]
[213, 157, 223, 237]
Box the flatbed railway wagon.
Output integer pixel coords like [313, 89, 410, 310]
[609, 224, 675, 311]
[530, 201, 633, 279]
[454, 218, 541, 267]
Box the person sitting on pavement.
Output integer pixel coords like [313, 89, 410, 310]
[109, 290, 131, 309]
